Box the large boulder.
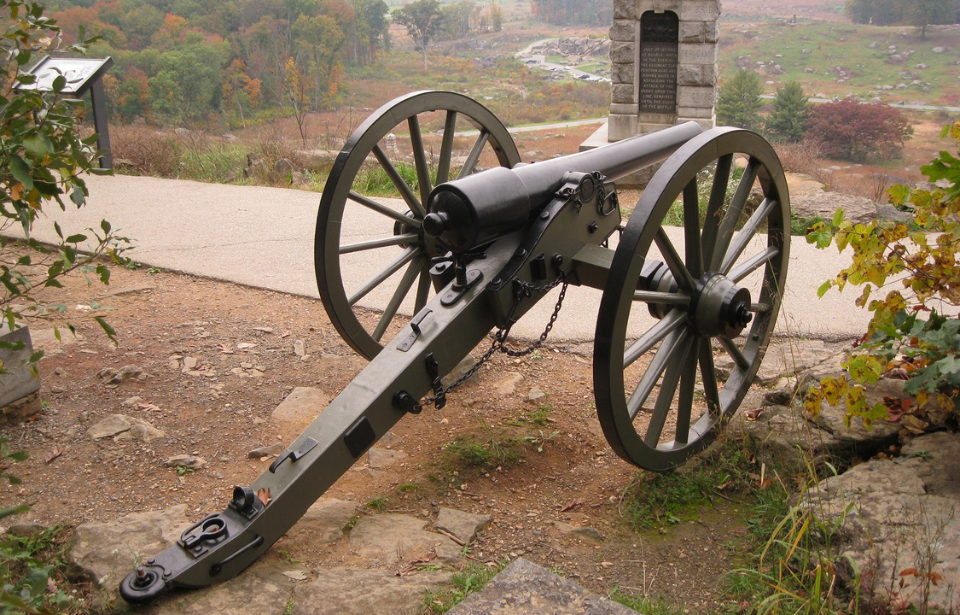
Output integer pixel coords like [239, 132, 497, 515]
[801, 457, 960, 611]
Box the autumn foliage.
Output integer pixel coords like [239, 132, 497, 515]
[805, 99, 913, 163]
[804, 121, 960, 428]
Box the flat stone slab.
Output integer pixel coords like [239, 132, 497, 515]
[434, 508, 492, 545]
[293, 568, 453, 614]
[272, 387, 331, 429]
[68, 505, 190, 587]
[450, 558, 636, 614]
[144, 562, 297, 614]
[285, 498, 357, 544]
[348, 513, 460, 565]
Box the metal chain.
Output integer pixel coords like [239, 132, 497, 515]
[420, 271, 568, 407]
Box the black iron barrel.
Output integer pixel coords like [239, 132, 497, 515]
[424, 121, 703, 253]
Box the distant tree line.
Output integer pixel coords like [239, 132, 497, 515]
[43, 0, 392, 127]
[717, 70, 913, 164]
[845, 0, 956, 37]
[528, 0, 611, 26]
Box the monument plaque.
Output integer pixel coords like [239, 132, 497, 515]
[639, 12, 678, 114]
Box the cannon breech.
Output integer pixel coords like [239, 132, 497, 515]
[120, 91, 790, 604]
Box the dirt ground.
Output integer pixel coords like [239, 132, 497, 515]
[0, 255, 755, 612]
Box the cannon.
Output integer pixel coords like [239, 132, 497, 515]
[119, 91, 790, 603]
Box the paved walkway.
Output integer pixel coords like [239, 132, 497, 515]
[22, 172, 871, 344]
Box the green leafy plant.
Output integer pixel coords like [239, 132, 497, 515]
[804, 121, 960, 428]
[366, 496, 388, 511]
[1, 0, 130, 382]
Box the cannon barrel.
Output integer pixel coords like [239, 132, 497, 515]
[424, 121, 703, 253]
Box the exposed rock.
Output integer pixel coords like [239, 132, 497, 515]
[714, 339, 837, 385]
[87, 414, 165, 442]
[248, 443, 284, 459]
[898, 432, 960, 498]
[29, 328, 81, 354]
[144, 562, 297, 614]
[877, 203, 913, 223]
[97, 365, 147, 385]
[367, 447, 407, 469]
[285, 498, 357, 544]
[68, 505, 190, 587]
[118, 421, 166, 443]
[801, 460, 960, 611]
[433, 508, 492, 545]
[791, 192, 878, 224]
[348, 513, 460, 565]
[733, 401, 899, 469]
[272, 387, 332, 428]
[492, 372, 523, 396]
[451, 558, 635, 614]
[527, 387, 547, 402]
[441, 356, 478, 388]
[293, 567, 453, 614]
[165, 454, 207, 470]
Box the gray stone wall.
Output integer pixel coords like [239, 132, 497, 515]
[608, 0, 719, 141]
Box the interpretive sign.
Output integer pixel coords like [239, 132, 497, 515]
[16, 57, 114, 169]
[639, 12, 678, 114]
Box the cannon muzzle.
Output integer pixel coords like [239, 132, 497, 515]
[424, 121, 703, 253]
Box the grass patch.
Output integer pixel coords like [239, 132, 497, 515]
[719, 21, 960, 105]
[422, 562, 502, 613]
[444, 436, 524, 469]
[609, 591, 687, 614]
[619, 437, 756, 531]
[366, 497, 388, 511]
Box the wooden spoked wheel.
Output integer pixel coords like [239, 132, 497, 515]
[315, 91, 520, 359]
[594, 128, 790, 472]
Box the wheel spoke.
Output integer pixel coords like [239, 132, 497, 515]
[408, 115, 432, 206]
[633, 290, 691, 307]
[339, 233, 418, 255]
[699, 341, 721, 417]
[372, 144, 425, 218]
[701, 154, 733, 263]
[414, 262, 432, 312]
[683, 178, 702, 278]
[372, 255, 423, 342]
[347, 246, 417, 305]
[436, 111, 458, 185]
[718, 336, 751, 372]
[655, 228, 697, 292]
[348, 191, 423, 228]
[624, 309, 687, 367]
[458, 129, 489, 178]
[720, 198, 777, 274]
[644, 333, 693, 446]
[627, 328, 686, 420]
[710, 157, 760, 271]
[674, 337, 700, 444]
[728, 245, 779, 283]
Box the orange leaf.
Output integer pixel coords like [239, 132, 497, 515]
[257, 487, 271, 507]
[900, 568, 918, 577]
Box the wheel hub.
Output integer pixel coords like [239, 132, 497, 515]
[691, 272, 752, 338]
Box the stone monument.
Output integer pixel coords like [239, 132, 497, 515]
[584, 0, 719, 151]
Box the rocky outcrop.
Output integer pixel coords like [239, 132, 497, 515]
[801, 434, 960, 612]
